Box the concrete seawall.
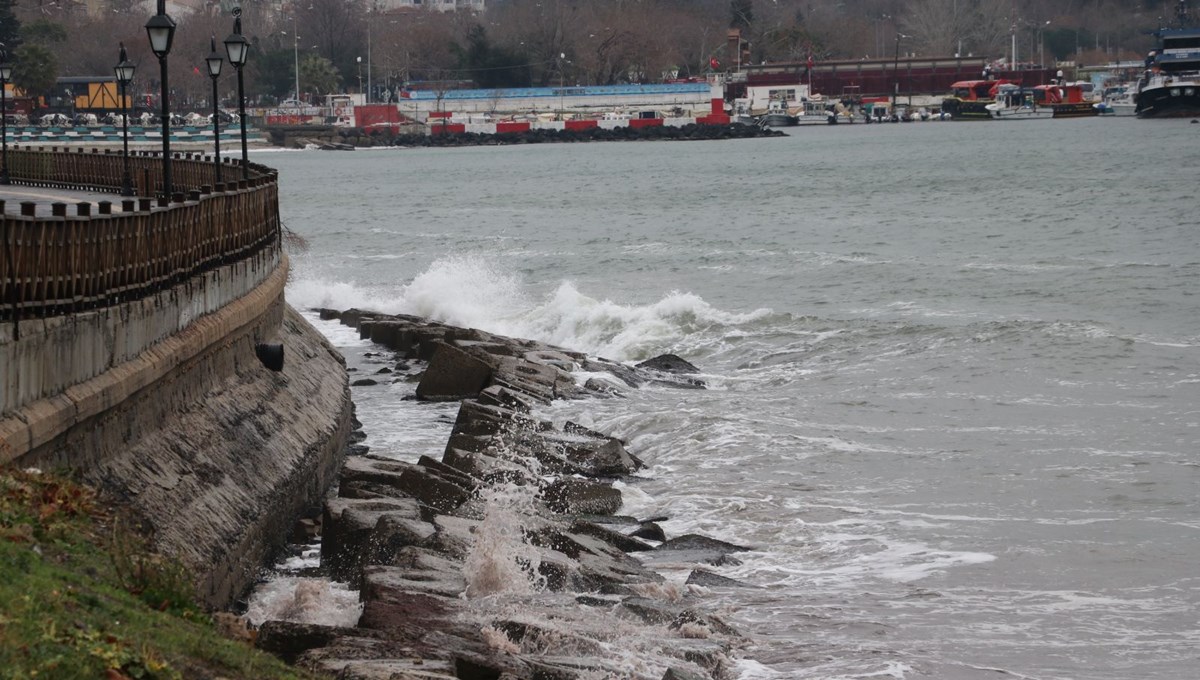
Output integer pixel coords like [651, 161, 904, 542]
[2, 257, 353, 609]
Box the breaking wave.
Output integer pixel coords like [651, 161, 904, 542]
[288, 254, 774, 361]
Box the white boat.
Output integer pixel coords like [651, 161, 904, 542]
[794, 98, 835, 125]
[1097, 84, 1138, 116]
[985, 84, 1053, 120]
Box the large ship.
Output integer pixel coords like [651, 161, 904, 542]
[1136, 0, 1200, 118]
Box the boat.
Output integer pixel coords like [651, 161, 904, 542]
[794, 98, 836, 125]
[941, 79, 1014, 119]
[985, 84, 1053, 120]
[758, 98, 798, 127]
[1097, 83, 1138, 116]
[1136, 0, 1200, 118]
[1031, 82, 1101, 118]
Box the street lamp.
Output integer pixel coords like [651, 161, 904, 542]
[205, 36, 223, 186]
[357, 56, 363, 96]
[892, 33, 908, 109]
[114, 43, 136, 196]
[1038, 21, 1052, 71]
[224, 12, 250, 180]
[145, 0, 177, 198]
[0, 49, 12, 186]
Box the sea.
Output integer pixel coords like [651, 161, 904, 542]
[247, 117, 1200, 680]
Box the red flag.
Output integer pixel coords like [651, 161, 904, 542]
[709, 57, 720, 70]
[193, 66, 201, 75]
[807, 54, 814, 70]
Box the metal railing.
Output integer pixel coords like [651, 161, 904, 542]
[1, 148, 280, 324]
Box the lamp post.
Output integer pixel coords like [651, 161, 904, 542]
[205, 36, 223, 186]
[0, 49, 12, 186]
[224, 12, 250, 180]
[1038, 21, 1051, 71]
[114, 44, 136, 196]
[357, 56, 363, 96]
[145, 0, 177, 198]
[892, 33, 908, 109]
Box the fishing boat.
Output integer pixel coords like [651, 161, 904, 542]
[759, 99, 798, 127]
[1030, 82, 1100, 118]
[985, 84, 1053, 120]
[794, 98, 836, 125]
[1136, 0, 1200, 118]
[941, 79, 1014, 119]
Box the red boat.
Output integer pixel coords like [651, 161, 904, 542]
[1031, 83, 1100, 117]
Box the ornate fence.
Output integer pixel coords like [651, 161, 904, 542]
[1, 148, 280, 324]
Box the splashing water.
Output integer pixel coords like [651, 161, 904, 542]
[244, 576, 362, 628]
[287, 254, 774, 361]
[462, 480, 546, 598]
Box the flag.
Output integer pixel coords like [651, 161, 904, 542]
[709, 57, 720, 70]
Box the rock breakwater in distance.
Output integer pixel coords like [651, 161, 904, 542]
[257, 308, 757, 680]
[290, 122, 785, 149]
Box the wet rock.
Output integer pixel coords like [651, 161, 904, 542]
[541, 479, 623, 515]
[636, 354, 701, 374]
[632, 521, 667, 543]
[416, 342, 495, 401]
[351, 378, 379, 387]
[657, 534, 751, 554]
[685, 568, 759, 589]
[256, 620, 372, 664]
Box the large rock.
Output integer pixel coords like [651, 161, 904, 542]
[416, 342, 495, 401]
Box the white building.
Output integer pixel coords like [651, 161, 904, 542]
[373, 0, 485, 12]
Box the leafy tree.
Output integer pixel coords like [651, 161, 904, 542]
[455, 25, 530, 88]
[20, 18, 66, 46]
[297, 52, 338, 97]
[0, 0, 20, 54]
[13, 43, 56, 99]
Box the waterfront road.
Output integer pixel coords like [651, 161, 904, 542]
[0, 185, 127, 217]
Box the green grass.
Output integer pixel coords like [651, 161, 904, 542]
[0, 467, 322, 680]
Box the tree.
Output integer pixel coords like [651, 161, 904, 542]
[731, 0, 753, 30]
[298, 53, 338, 97]
[13, 43, 56, 100]
[0, 0, 21, 53]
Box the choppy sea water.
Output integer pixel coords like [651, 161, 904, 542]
[254, 118, 1199, 679]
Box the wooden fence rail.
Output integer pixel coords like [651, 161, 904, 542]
[1, 148, 280, 324]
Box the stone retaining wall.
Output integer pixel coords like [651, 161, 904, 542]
[2, 260, 353, 609]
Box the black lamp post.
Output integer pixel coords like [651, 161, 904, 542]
[0, 50, 12, 185]
[223, 14, 250, 180]
[205, 36, 224, 186]
[145, 0, 177, 198]
[114, 43, 136, 196]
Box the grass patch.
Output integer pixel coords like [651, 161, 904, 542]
[0, 467, 322, 680]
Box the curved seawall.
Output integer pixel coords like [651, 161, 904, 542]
[1, 149, 352, 610]
[2, 256, 352, 608]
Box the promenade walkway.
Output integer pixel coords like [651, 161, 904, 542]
[0, 185, 116, 217]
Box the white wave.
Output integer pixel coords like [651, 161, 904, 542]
[244, 577, 362, 628]
[288, 254, 773, 361]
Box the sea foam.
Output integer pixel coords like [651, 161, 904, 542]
[288, 254, 773, 361]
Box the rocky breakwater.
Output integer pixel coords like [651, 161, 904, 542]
[258, 309, 757, 680]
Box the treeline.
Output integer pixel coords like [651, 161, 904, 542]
[0, 0, 1175, 108]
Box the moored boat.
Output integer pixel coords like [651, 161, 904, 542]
[942, 79, 1016, 119]
[985, 84, 1053, 120]
[1136, 0, 1200, 118]
[1032, 82, 1101, 118]
[759, 99, 798, 127]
